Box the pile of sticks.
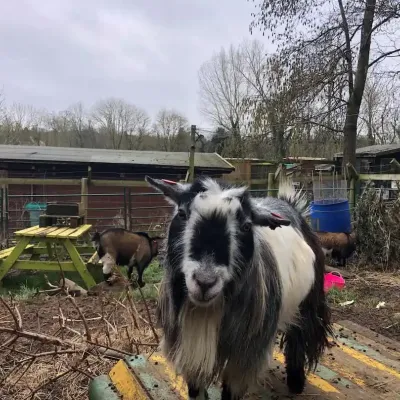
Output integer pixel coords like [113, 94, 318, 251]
[0, 282, 160, 400]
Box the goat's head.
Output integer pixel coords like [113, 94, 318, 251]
[145, 176, 290, 307]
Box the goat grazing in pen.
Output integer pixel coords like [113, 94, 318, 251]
[145, 176, 333, 400]
[91, 228, 162, 287]
[315, 231, 356, 267]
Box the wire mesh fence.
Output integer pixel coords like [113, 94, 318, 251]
[1, 169, 399, 245]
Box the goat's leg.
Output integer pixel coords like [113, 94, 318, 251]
[188, 384, 208, 400]
[221, 381, 244, 400]
[221, 383, 233, 400]
[127, 264, 134, 281]
[283, 326, 306, 394]
[101, 254, 116, 285]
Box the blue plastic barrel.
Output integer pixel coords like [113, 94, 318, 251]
[24, 202, 47, 226]
[310, 199, 351, 233]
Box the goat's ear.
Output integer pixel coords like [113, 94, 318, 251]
[252, 211, 291, 230]
[145, 176, 184, 204]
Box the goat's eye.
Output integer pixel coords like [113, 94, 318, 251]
[177, 208, 187, 220]
[241, 222, 252, 232]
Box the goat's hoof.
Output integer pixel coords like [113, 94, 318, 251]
[103, 274, 113, 285]
[138, 281, 146, 288]
[287, 372, 305, 394]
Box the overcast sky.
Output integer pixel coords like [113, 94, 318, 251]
[0, 0, 266, 128]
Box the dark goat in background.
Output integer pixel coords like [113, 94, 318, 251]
[316, 231, 356, 267]
[146, 176, 332, 400]
[91, 228, 162, 287]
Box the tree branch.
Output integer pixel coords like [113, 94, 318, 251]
[368, 48, 400, 69]
[337, 0, 354, 94]
[299, 117, 344, 133]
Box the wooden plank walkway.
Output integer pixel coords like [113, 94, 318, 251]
[89, 320, 400, 399]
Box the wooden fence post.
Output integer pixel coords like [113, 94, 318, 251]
[188, 125, 196, 183]
[81, 178, 88, 223]
[127, 188, 132, 230]
[267, 173, 275, 197]
[349, 178, 355, 211]
[346, 162, 359, 213]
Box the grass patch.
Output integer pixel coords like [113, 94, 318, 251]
[142, 260, 163, 284]
[0, 260, 164, 301]
[327, 287, 358, 306]
[0, 282, 37, 301]
[132, 260, 163, 301]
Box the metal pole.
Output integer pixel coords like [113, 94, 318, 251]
[188, 125, 196, 183]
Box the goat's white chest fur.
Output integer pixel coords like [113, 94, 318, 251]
[171, 300, 223, 384]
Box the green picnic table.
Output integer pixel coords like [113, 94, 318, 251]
[0, 224, 97, 289]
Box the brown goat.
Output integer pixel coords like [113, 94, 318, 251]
[315, 231, 356, 268]
[91, 228, 163, 287]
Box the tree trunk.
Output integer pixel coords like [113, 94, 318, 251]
[342, 0, 377, 174]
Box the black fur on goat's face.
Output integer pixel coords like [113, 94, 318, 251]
[145, 176, 290, 308]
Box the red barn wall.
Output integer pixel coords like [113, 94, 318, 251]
[6, 183, 172, 236]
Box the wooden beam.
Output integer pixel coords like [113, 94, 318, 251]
[0, 178, 148, 187]
[390, 158, 400, 173]
[81, 178, 88, 223]
[89, 180, 149, 187]
[274, 163, 282, 181]
[359, 173, 400, 181]
[0, 178, 81, 186]
[267, 173, 275, 197]
[87, 165, 92, 184]
[346, 162, 359, 180]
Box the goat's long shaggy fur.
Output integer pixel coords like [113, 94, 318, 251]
[146, 176, 332, 399]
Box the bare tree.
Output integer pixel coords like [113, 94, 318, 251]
[92, 98, 150, 150]
[360, 73, 400, 145]
[153, 109, 189, 152]
[1, 103, 46, 145]
[124, 107, 150, 150]
[65, 102, 91, 148]
[46, 110, 72, 147]
[198, 43, 252, 140]
[250, 0, 400, 170]
[241, 42, 305, 160]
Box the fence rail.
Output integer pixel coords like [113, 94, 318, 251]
[0, 172, 399, 246]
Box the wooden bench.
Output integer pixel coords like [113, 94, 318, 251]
[0, 244, 34, 260]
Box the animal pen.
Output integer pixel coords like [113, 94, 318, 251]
[0, 173, 400, 399]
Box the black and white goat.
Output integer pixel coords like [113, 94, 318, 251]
[145, 176, 332, 400]
[91, 228, 162, 287]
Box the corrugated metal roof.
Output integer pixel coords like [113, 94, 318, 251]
[0, 145, 234, 171]
[335, 143, 400, 158]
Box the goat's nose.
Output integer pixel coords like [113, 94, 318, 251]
[193, 273, 217, 295]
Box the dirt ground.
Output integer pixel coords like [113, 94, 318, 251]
[1, 267, 399, 399]
[0, 290, 160, 400]
[329, 269, 400, 341]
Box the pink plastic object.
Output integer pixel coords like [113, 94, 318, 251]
[324, 271, 346, 293]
